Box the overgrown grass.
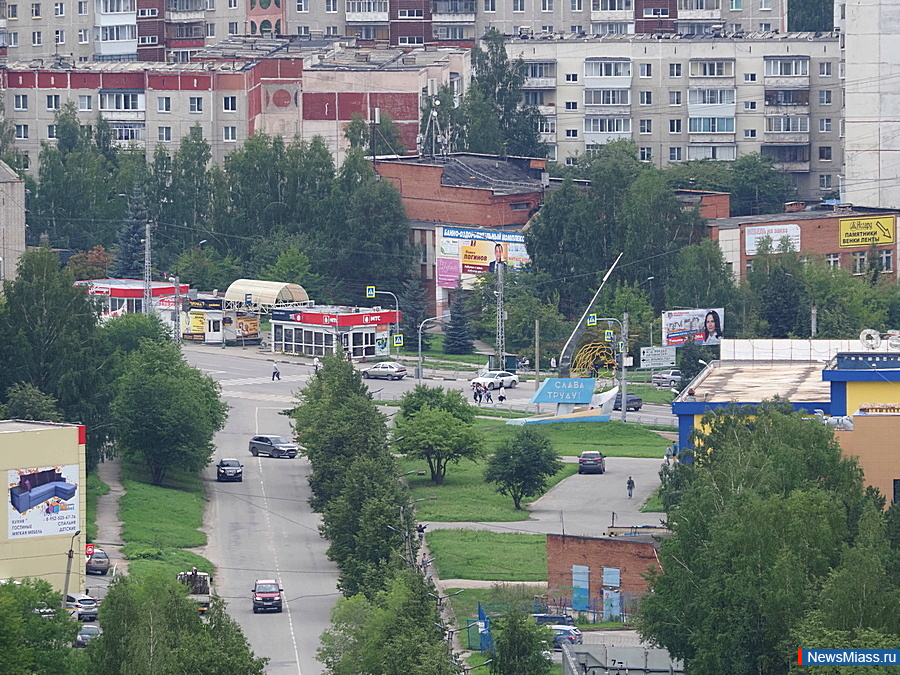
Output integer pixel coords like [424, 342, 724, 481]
[396, 335, 486, 366]
[641, 489, 665, 513]
[401, 457, 577, 522]
[85, 473, 110, 544]
[446, 583, 548, 626]
[627, 383, 676, 406]
[474, 420, 669, 458]
[427, 530, 547, 582]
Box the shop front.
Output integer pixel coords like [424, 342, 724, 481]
[270, 306, 401, 359]
[158, 294, 261, 345]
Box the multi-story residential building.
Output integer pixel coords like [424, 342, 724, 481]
[2, 37, 468, 170]
[507, 30, 842, 200]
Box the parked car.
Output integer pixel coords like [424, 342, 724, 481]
[577, 451, 606, 474]
[532, 613, 575, 626]
[74, 624, 101, 648]
[471, 371, 519, 390]
[652, 369, 682, 387]
[361, 361, 407, 380]
[249, 435, 298, 459]
[549, 625, 583, 650]
[251, 579, 284, 613]
[65, 593, 98, 621]
[216, 458, 243, 482]
[613, 393, 643, 411]
[85, 548, 110, 575]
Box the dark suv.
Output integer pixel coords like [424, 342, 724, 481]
[249, 435, 298, 459]
[85, 548, 110, 575]
[252, 579, 284, 613]
[216, 458, 243, 482]
[613, 393, 643, 411]
[577, 451, 606, 474]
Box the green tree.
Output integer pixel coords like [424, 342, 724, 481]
[397, 385, 475, 425]
[173, 246, 243, 292]
[666, 239, 738, 315]
[260, 247, 322, 297]
[1, 382, 63, 422]
[112, 339, 228, 485]
[98, 312, 171, 357]
[788, 0, 833, 31]
[730, 153, 796, 216]
[112, 183, 149, 280]
[442, 284, 475, 354]
[67, 245, 114, 280]
[345, 111, 408, 156]
[392, 407, 483, 484]
[398, 278, 432, 351]
[489, 608, 553, 675]
[484, 427, 562, 509]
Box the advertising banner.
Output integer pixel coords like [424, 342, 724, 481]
[375, 329, 389, 357]
[663, 308, 725, 346]
[745, 223, 801, 256]
[184, 311, 206, 341]
[8, 464, 80, 539]
[235, 313, 259, 339]
[436, 227, 530, 289]
[839, 215, 896, 248]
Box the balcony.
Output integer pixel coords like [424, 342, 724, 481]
[431, 0, 475, 20]
[771, 160, 810, 172]
[764, 75, 810, 89]
[589, 8, 631, 21]
[763, 132, 810, 144]
[537, 104, 556, 116]
[524, 77, 556, 89]
[676, 8, 717, 19]
[346, 0, 388, 21]
[539, 131, 557, 144]
[584, 131, 631, 145]
[165, 0, 204, 20]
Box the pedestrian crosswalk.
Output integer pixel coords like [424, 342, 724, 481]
[219, 390, 296, 404]
[212, 374, 308, 387]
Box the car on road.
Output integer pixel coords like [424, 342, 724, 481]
[549, 625, 583, 650]
[249, 435, 298, 459]
[85, 548, 110, 575]
[471, 371, 519, 390]
[577, 451, 606, 474]
[65, 593, 98, 621]
[252, 579, 284, 613]
[74, 624, 101, 648]
[361, 361, 407, 380]
[613, 393, 643, 411]
[532, 613, 575, 626]
[652, 369, 682, 387]
[216, 458, 243, 482]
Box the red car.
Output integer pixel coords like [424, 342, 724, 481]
[252, 579, 283, 613]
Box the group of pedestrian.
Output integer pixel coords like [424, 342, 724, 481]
[471, 381, 493, 404]
[663, 443, 680, 466]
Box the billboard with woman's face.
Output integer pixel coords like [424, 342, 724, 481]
[662, 308, 725, 346]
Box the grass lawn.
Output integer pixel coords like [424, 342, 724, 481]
[427, 530, 547, 582]
[396, 335, 486, 367]
[627, 383, 675, 406]
[85, 473, 110, 544]
[641, 488, 664, 513]
[401, 457, 577, 522]
[474, 420, 669, 458]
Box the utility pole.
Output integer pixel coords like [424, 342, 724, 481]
[495, 263, 505, 370]
[534, 319, 540, 414]
[142, 220, 152, 315]
[371, 107, 380, 168]
[172, 276, 182, 345]
[61, 529, 81, 613]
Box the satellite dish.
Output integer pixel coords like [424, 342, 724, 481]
[860, 329, 881, 350]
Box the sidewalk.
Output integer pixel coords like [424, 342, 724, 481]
[93, 457, 129, 576]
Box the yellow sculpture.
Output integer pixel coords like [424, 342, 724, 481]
[572, 342, 617, 378]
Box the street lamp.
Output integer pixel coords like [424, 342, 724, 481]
[61, 529, 81, 612]
[595, 317, 627, 423]
[418, 315, 444, 382]
[428, 589, 465, 609]
[372, 289, 401, 355]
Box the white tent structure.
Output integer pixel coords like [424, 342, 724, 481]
[223, 279, 310, 313]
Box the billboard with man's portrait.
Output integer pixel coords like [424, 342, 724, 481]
[436, 227, 530, 289]
[662, 308, 725, 346]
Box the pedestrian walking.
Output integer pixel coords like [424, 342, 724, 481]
[476, 383, 484, 405]
[472, 380, 480, 403]
[498, 384, 506, 403]
[484, 387, 493, 404]
[272, 363, 281, 381]
[313, 356, 321, 372]
[626, 476, 635, 499]
[664, 445, 673, 466]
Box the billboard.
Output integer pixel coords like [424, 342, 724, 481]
[745, 223, 801, 256]
[662, 308, 725, 346]
[8, 464, 80, 539]
[839, 215, 895, 248]
[436, 227, 530, 289]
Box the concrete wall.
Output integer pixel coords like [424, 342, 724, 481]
[835, 415, 900, 504]
[0, 161, 26, 282]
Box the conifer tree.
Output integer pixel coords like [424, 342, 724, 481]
[112, 183, 147, 280]
[443, 284, 474, 354]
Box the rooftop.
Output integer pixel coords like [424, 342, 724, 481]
[378, 153, 546, 195]
[710, 207, 900, 229]
[507, 30, 838, 44]
[0, 420, 79, 432]
[679, 360, 831, 404]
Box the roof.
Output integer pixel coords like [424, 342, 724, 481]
[0, 420, 79, 432]
[224, 279, 309, 310]
[0, 160, 22, 183]
[508, 30, 838, 43]
[710, 208, 900, 229]
[380, 154, 545, 195]
[679, 360, 831, 404]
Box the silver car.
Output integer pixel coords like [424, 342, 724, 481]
[249, 435, 298, 459]
[361, 362, 407, 380]
[471, 371, 519, 390]
[65, 593, 98, 621]
[652, 369, 682, 387]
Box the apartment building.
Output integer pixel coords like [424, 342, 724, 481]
[507, 31, 843, 200]
[2, 37, 468, 170]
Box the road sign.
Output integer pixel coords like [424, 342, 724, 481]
[604, 330, 613, 342]
[366, 286, 376, 298]
[640, 346, 677, 368]
[244, 293, 252, 306]
[85, 544, 95, 556]
[587, 314, 597, 327]
[393, 334, 404, 347]
[618, 341, 625, 353]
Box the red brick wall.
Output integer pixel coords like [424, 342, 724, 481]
[546, 534, 660, 600]
[634, 0, 676, 33]
[699, 194, 731, 220]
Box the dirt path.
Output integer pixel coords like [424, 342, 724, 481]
[93, 458, 129, 576]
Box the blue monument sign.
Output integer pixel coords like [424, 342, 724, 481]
[532, 378, 597, 404]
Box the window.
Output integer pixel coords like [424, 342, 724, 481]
[688, 89, 736, 105]
[228, 21, 238, 33]
[742, 73, 757, 84]
[669, 119, 682, 133]
[594, 0, 630, 7]
[398, 8, 423, 15]
[879, 249, 892, 272]
[571, 0, 581, 9]
[584, 117, 630, 133]
[690, 61, 734, 77]
[565, 73, 578, 82]
[819, 146, 832, 161]
[590, 21, 631, 33]
[47, 125, 57, 139]
[744, 100, 757, 110]
[523, 91, 545, 106]
[31, 2, 40, 16]
[224, 126, 237, 141]
[32, 31, 42, 45]
[765, 59, 809, 77]
[158, 126, 171, 142]
[535, 117, 556, 133]
[669, 63, 681, 77]
[669, 146, 682, 161]
[639, 91, 652, 105]
[541, 24, 554, 31]
[764, 89, 809, 106]
[78, 95, 92, 111]
[765, 116, 809, 132]
[100, 25, 137, 39]
[206, 0, 214, 8]
[14, 95, 28, 111]
[639, 63, 651, 78]
[729, 0, 740, 8]
[819, 90, 832, 105]
[565, 101, 578, 110]
[526, 62, 553, 78]
[541, 0, 552, 10]
[689, 117, 735, 132]
[398, 34, 422, 43]
[138, 6, 157, 13]
[852, 251, 866, 274]
[669, 90, 682, 105]
[78, 0, 87, 11]
[639, 119, 652, 133]
[54, 1, 63, 14]
[189, 97, 203, 113]
[565, 128, 578, 138]
[744, 128, 757, 138]
[584, 60, 630, 77]
[840, 119, 845, 137]
[584, 89, 629, 105]
[7, 32, 17, 46]
[642, 6, 667, 15]
[826, 253, 840, 268]
[759, 0, 770, 7]
[677, 0, 720, 7]
[229, 0, 237, 6]
[206, 22, 215, 36]
[7, 4, 16, 17]
[55, 29, 64, 43]
[326, 0, 336, 9]
[78, 28, 88, 42]
[819, 62, 832, 77]
[819, 174, 833, 189]
[640, 147, 652, 160]
[223, 96, 237, 111]
[100, 93, 140, 110]
[513, 0, 524, 9]
[14, 124, 28, 139]
[484, 0, 494, 10]
[46, 94, 60, 110]
[758, 22, 770, 30]
[158, 96, 171, 112]
[687, 144, 736, 160]
[819, 118, 832, 132]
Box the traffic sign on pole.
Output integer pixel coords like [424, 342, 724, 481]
[587, 314, 597, 327]
[366, 286, 376, 298]
[394, 334, 404, 347]
[604, 330, 613, 342]
[85, 544, 95, 557]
